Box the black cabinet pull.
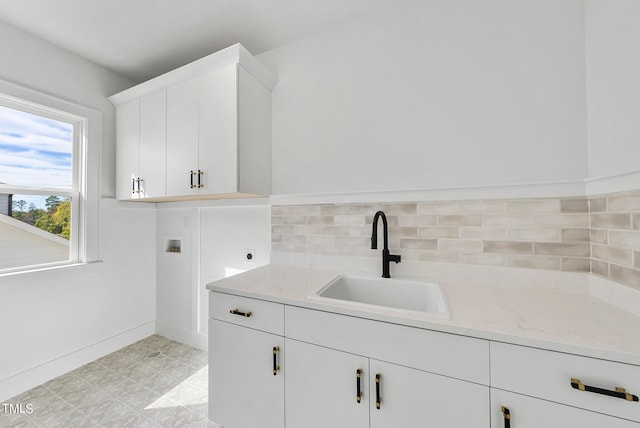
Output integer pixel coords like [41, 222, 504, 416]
[190, 170, 195, 189]
[197, 170, 203, 188]
[229, 309, 252, 317]
[375, 374, 381, 409]
[356, 369, 362, 403]
[571, 378, 639, 402]
[501, 406, 511, 428]
[273, 346, 280, 375]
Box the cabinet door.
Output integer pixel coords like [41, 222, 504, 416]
[209, 320, 284, 428]
[285, 339, 369, 428]
[491, 389, 638, 428]
[370, 359, 489, 428]
[166, 79, 199, 197]
[138, 88, 166, 198]
[115, 98, 139, 200]
[199, 63, 238, 195]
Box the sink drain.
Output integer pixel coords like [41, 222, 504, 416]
[146, 351, 161, 358]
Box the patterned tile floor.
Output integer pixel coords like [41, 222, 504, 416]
[0, 335, 213, 428]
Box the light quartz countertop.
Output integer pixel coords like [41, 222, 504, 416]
[206, 264, 640, 366]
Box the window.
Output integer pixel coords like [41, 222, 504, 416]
[0, 80, 100, 273]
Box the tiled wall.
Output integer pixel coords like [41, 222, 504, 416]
[271, 190, 640, 290]
[590, 191, 640, 289]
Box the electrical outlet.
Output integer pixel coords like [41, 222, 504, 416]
[245, 249, 256, 263]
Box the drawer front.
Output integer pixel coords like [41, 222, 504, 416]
[210, 292, 284, 335]
[285, 305, 489, 385]
[491, 342, 640, 423]
[491, 388, 639, 428]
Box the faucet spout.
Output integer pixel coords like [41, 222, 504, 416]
[371, 210, 401, 278]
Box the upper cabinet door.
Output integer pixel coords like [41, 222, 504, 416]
[138, 89, 167, 198]
[198, 63, 238, 195]
[116, 98, 140, 200]
[110, 44, 275, 201]
[166, 79, 199, 197]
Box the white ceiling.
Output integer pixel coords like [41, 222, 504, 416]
[0, 0, 393, 83]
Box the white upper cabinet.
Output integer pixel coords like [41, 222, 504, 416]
[166, 78, 198, 197]
[139, 89, 167, 199]
[115, 98, 139, 200]
[109, 44, 276, 202]
[197, 63, 238, 195]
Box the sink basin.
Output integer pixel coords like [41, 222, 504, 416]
[310, 275, 452, 319]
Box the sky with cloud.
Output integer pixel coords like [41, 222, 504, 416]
[0, 105, 72, 188]
[0, 105, 73, 209]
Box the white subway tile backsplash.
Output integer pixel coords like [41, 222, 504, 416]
[506, 199, 561, 213]
[534, 242, 590, 257]
[484, 214, 533, 227]
[418, 227, 460, 239]
[484, 240, 533, 255]
[561, 228, 591, 243]
[438, 214, 482, 226]
[438, 239, 482, 252]
[271, 190, 640, 290]
[590, 213, 632, 229]
[607, 193, 640, 212]
[398, 214, 437, 226]
[460, 227, 507, 240]
[561, 258, 591, 272]
[507, 255, 561, 270]
[592, 244, 633, 266]
[608, 231, 640, 249]
[534, 214, 589, 227]
[507, 228, 560, 242]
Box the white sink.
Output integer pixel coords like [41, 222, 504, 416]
[310, 275, 452, 319]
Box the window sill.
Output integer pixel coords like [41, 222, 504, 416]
[0, 260, 102, 279]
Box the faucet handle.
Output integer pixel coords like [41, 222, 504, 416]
[388, 254, 401, 264]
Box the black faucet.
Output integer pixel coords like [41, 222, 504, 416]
[371, 210, 401, 278]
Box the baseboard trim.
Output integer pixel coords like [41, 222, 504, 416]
[0, 321, 155, 402]
[155, 322, 207, 351]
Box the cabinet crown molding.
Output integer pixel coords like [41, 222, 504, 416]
[108, 43, 277, 106]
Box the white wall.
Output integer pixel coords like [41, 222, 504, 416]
[585, 0, 640, 180]
[156, 204, 270, 349]
[156, 207, 200, 347]
[258, 0, 588, 197]
[0, 20, 156, 400]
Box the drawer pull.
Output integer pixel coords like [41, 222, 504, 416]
[356, 369, 362, 403]
[273, 346, 280, 375]
[229, 309, 252, 317]
[570, 378, 639, 402]
[501, 406, 511, 428]
[375, 374, 381, 409]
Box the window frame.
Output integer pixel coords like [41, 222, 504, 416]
[0, 79, 101, 274]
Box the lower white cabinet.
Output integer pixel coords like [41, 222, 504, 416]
[285, 339, 369, 428]
[369, 359, 488, 428]
[285, 338, 489, 428]
[208, 291, 639, 427]
[491, 341, 640, 426]
[491, 389, 639, 428]
[209, 319, 284, 428]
